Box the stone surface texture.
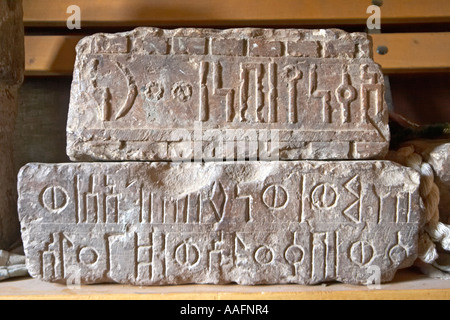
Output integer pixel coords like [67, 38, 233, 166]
[0, 0, 24, 249]
[19, 161, 422, 285]
[67, 28, 390, 161]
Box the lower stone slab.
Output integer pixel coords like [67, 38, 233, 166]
[18, 161, 423, 285]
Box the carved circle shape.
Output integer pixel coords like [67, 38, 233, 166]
[349, 241, 374, 266]
[144, 81, 164, 101]
[175, 241, 200, 268]
[171, 81, 192, 102]
[285, 245, 304, 265]
[311, 183, 338, 210]
[262, 184, 289, 210]
[254, 246, 274, 265]
[79, 247, 99, 266]
[41, 186, 69, 213]
[389, 245, 407, 265]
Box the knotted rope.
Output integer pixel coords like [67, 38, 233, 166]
[387, 145, 450, 267]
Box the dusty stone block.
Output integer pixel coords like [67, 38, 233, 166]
[67, 28, 390, 161]
[0, 0, 24, 249]
[19, 161, 422, 285]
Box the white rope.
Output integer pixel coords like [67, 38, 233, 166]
[388, 145, 450, 265]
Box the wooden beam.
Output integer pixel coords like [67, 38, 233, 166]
[23, 0, 450, 27]
[24, 33, 450, 76]
[25, 36, 80, 76]
[371, 32, 450, 73]
[1, 269, 450, 300]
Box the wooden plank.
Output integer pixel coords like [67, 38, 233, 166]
[371, 32, 450, 73]
[25, 36, 80, 76]
[23, 0, 450, 27]
[24, 33, 450, 76]
[0, 269, 449, 300]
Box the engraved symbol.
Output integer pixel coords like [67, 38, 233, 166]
[262, 184, 289, 210]
[343, 175, 362, 223]
[236, 184, 253, 222]
[309, 64, 332, 123]
[389, 245, 407, 265]
[209, 181, 228, 222]
[89, 61, 138, 121]
[144, 81, 164, 101]
[78, 247, 99, 266]
[389, 233, 408, 266]
[171, 81, 192, 102]
[349, 241, 374, 266]
[41, 232, 74, 280]
[175, 240, 200, 268]
[311, 183, 338, 209]
[285, 232, 305, 272]
[41, 186, 69, 213]
[336, 66, 357, 123]
[114, 61, 138, 120]
[199, 61, 209, 121]
[283, 64, 303, 124]
[254, 246, 274, 265]
[268, 62, 277, 123]
[285, 246, 304, 264]
[213, 61, 235, 122]
[239, 63, 264, 122]
[360, 64, 387, 141]
[311, 232, 337, 281]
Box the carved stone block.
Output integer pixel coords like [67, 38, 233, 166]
[67, 28, 390, 161]
[19, 161, 422, 285]
[0, 0, 24, 249]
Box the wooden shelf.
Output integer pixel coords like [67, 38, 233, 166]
[23, 0, 450, 27]
[1, 268, 449, 300]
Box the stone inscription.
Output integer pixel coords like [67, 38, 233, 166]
[67, 28, 389, 161]
[19, 161, 422, 285]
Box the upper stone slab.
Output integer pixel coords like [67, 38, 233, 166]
[67, 28, 390, 161]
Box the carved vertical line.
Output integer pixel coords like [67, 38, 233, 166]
[239, 64, 248, 122]
[255, 64, 264, 123]
[300, 176, 305, 222]
[199, 61, 209, 121]
[185, 194, 190, 224]
[288, 79, 298, 124]
[243, 39, 248, 56]
[360, 86, 368, 124]
[163, 233, 168, 278]
[395, 194, 401, 223]
[149, 193, 153, 224]
[175, 198, 179, 224]
[198, 193, 203, 224]
[74, 175, 80, 224]
[162, 198, 167, 224]
[309, 64, 317, 97]
[139, 185, 143, 223]
[407, 192, 412, 223]
[226, 89, 235, 122]
[133, 232, 138, 281]
[326, 232, 336, 279]
[104, 234, 112, 279]
[102, 194, 107, 224]
[268, 62, 277, 123]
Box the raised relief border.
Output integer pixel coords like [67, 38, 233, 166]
[19, 161, 422, 285]
[67, 28, 389, 161]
